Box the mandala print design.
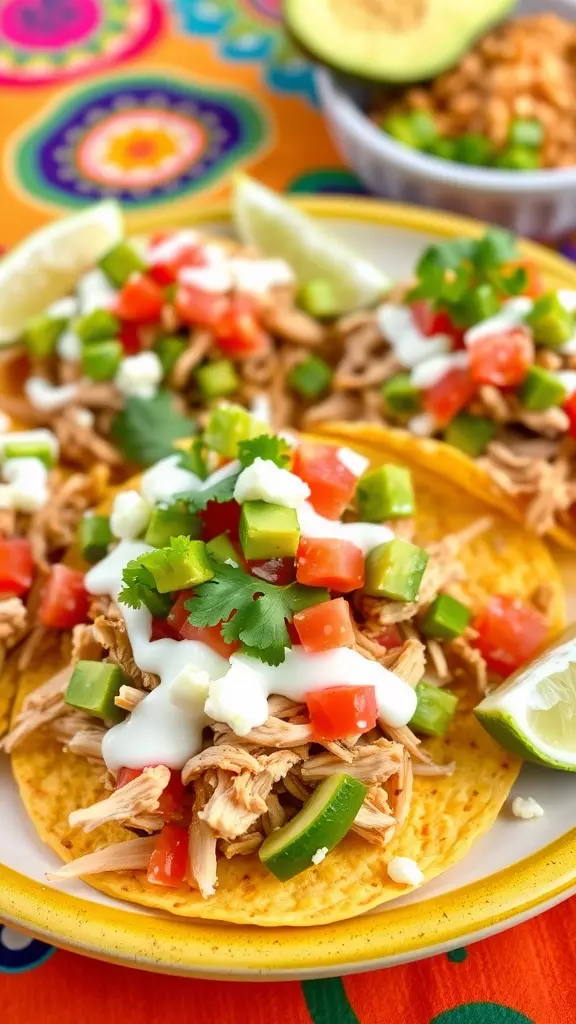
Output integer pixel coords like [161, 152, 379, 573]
[0, 0, 163, 86]
[13, 74, 268, 209]
[0, 925, 54, 973]
[171, 0, 316, 105]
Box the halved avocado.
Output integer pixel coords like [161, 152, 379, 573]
[284, 0, 516, 84]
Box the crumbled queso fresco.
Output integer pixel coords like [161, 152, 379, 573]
[511, 796, 545, 820]
[311, 847, 329, 865]
[387, 856, 424, 886]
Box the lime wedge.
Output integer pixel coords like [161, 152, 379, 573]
[0, 201, 124, 345]
[233, 176, 390, 313]
[476, 627, 576, 770]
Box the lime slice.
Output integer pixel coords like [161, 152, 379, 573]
[0, 201, 124, 345]
[476, 629, 576, 770]
[233, 176, 390, 314]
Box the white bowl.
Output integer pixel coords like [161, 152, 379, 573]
[316, 0, 576, 237]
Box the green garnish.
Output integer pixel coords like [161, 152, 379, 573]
[453, 133, 494, 166]
[239, 501, 300, 560]
[427, 137, 457, 162]
[139, 536, 214, 594]
[237, 434, 291, 469]
[154, 335, 187, 378]
[111, 391, 194, 467]
[64, 661, 127, 724]
[356, 465, 415, 521]
[186, 562, 329, 666]
[381, 373, 421, 416]
[382, 110, 437, 150]
[205, 404, 267, 459]
[409, 681, 458, 738]
[118, 557, 174, 617]
[79, 514, 113, 564]
[443, 413, 496, 458]
[76, 309, 120, 345]
[24, 313, 67, 358]
[420, 594, 471, 641]
[288, 355, 333, 399]
[364, 538, 429, 601]
[297, 279, 338, 319]
[179, 467, 239, 514]
[99, 241, 144, 287]
[81, 339, 122, 381]
[144, 503, 201, 548]
[178, 436, 209, 480]
[526, 292, 574, 348]
[195, 359, 240, 399]
[494, 146, 541, 171]
[508, 118, 544, 149]
[206, 532, 241, 566]
[3, 436, 56, 467]
[520, 365, 567, 412]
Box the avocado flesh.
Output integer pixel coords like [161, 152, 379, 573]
[285, 0, 516, 84]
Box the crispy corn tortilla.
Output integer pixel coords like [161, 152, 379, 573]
[9, 427, 566, 927]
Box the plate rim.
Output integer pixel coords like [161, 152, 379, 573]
[2, 194, 576, 977]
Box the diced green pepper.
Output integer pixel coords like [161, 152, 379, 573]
[154, 335, 187, 378]
[443, 413, 496, 458]
[420, 593, 471, 641]
[206, 532, 241, 566]
[81, 339, 122, 381]
[64, 661, 127, 724]
[24, 313, 66, 358]
[99, 241, 144, 287]
[76, 309, 120, 345]
[79, 514, 113, 564]
[520, 365, 567, 412]
[508, 118, 544, 149]
[466, 283, 500, 324]
[381, 373, 421, 416]
[288, 355, 333, 400]
[382, 111, 437, 150]
[427, 137, 457, 161]
[3, 437, 56, 468]
[356, 465, 415, 521]
[195, 359, 240, 399]
[494, 145, 541, 170]
[409, 681, 458, 738]
[526, 292, 574, 348]
[205, 404, 267, 459]
[144, 503, 201, 548]
[298, 279, 338, 319]
[239, 501, 300, 560]
[364, 538, 429, 601]
[454, 133, 494, 166]
[142, 539, 214, 594]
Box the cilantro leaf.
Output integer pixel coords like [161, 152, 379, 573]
[111, 391, 195, 468]
[178, 467, 239, 513]
[118, 555, 172, 618]
[178, 436, 209, 479]
[185, 563, 329, 666]
[238, 434, 291, 469]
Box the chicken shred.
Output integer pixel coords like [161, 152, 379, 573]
[47, 837, 156, 880]
[301, 740, 403, 785]
[2, 666, 72, 753]
[182, 744, 261, 785]
[93, 614, 159, 691]
[188, 815, 218, 899]
[68, 765, 170, 833]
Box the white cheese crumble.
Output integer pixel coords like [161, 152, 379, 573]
[233, 458, 310, 508]
[146, 230, 200, 266]
[46, 296, 78, 320]
[24, 376, 79, 412]
[56, 326, 82, 362]
[74, 408, 95, 429]
[178, 264, 232, 294]
[0, 456, 48, 512]
[407, 412, 435, 438]
[410, 350, 469, 391]
[76, 268, 117, 314]
[387, 856, 425, 886]
[558, 289, 576, 313]
[169, 666, 210, 714]
[511, 796, 544, 820]
[464, 297, 533, 347]
[251, 394, 271, 424]
[229, 258, 294, 295]
[552, 370, 576, 397]
[110, 490, 151, 540]
[311, 847, 329, 866]
[377, 303, 451, 368]
[115, 351, 163, 400]
[336, 446, 369, 478]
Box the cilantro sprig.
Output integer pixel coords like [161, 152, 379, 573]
[111, 391, 195, 467]
[186, 562, 329, 666]
[178, 436, 209, 480]
[178, 467, 240, 513]
[238, 434, 291, 469]
[118, 555, 172, 618]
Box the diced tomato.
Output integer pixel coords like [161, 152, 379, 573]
[147, 823, 188, 887]
[169, 592, 239, 658]
[374, 624, 403, 649]
[167, 590, 194, 633]
[38, 564, 88, 630]
[292, 443, 358, 520]
[468, 327, 533, 388]
[116, 767, 185, 820]
[472, 594, 548, 676]
[286, 620, 302, 645]
[423, 366, 477, 427]
[175, 285, 229, 328]
[0, 538, 34, 596]
[564, 391, 576, 439]
[115, 272, 164, 323]
[214, 295, 269, 358]
[148, 243, 206, 287]
[410, 299, 465, 346]
[248, 557, 296, 586]
[200, 499, 241, 542]
[295, 537, 364, 593]
[293, 597, 355, 653]
[501, 259, 544, 300]
[151, 616, 180, 642]
[306, 685, 378, 741]
[119, 320, 143, 355]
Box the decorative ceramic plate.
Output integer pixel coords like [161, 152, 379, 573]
[1, 198, 576, 980]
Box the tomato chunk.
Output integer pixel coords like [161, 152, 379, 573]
[468, 327, 533, 388]
[293, 597, 355, 653]
[248, 557, 296, 586]
[0, 538, 34, 596]
[307, 685, 378, 741]
[117, 767, 185, 820]
[214, 295, 269, 357]
[115, 273, 164, 323]
[564, 391, 576, 439]
[423, 366, 476, 427]
[296, 537, 364, 592]
[472, 594, 548, 676]
[151, 616, 180, 642]
[119, 320, 142, 355]
[147, 241, 206, 286]
[38, 565, 88, 630]
[410, 300, 465, 346]
[147, 823, 189, 887]
[200, 499, 241, 541]
[292, 443, 358, 520]
[175, 285, 229, 328]
[373, 624, 403, 649]
[169, 592, 239, 658]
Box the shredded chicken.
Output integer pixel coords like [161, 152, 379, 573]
[188, 816, 218, 898]
[93, 614, 159, 691]
[352, 785, 396, 845]
[301, 740, 403, 785]
[199, 750, 300, 840]
[413, 761, 456, 777]
[213, 717, 314, 749]
[182, 744, 261, 785]
[425, 638, 451, 683]
[384, 638, 426, 687]
[68, 765, 170, 833]
[50, 711, 105, 762]
[2, 666, 72, 752]
[0, 597, 28, 650]
[114, 685, 145, 713]
[71, 623, 103, 664]
[388, 749, 413, 829]
[48, 836, 156, 880]
[478, 441, 576, 534]
[28, 465, 109, 570]
[220, 832, 264, 859]
[383, 724, 433, 765]
[449, 630, 488, 693]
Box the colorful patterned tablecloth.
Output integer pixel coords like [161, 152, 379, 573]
[0, 1, 575, 1020]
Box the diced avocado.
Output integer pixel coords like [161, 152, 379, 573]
[494, 145, 541, 170]
[259, 773, 367, 881]
[79, 514, 113, 564]
[206, 532, 241, 566]
[409, 681, 458, 738]
[428, 137, 457, 162]
[144, 504, 201, 548]
[381, 373, 421, 416]
[142, 539, 214, 594]
[454, 133, 494, 166]
[154, 335, 187, 378]
[526, 293, 574, 348]
[205, 404, 267, 459]
[508, 118, 544, 149]
[24, 313, 66, 358]
[356, 465, 415, 522]
[420, 593, 471, 641]
[443, 413, 496, 457]
[81, 339, 122, 381]
[288, 355, 332, 400]
[520, 365, 567, 412]
[239, 501, 300, 560]
[99, 241, 144, 287]
[76, 309, 120, 345]
[298, 279, 338, 319]
[65, 661, 127, 724]
[364, 538, 429, 601]
[196, 359, 240, 399]
[382, 111, 437, 150]
[3, 437, 56, 468]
